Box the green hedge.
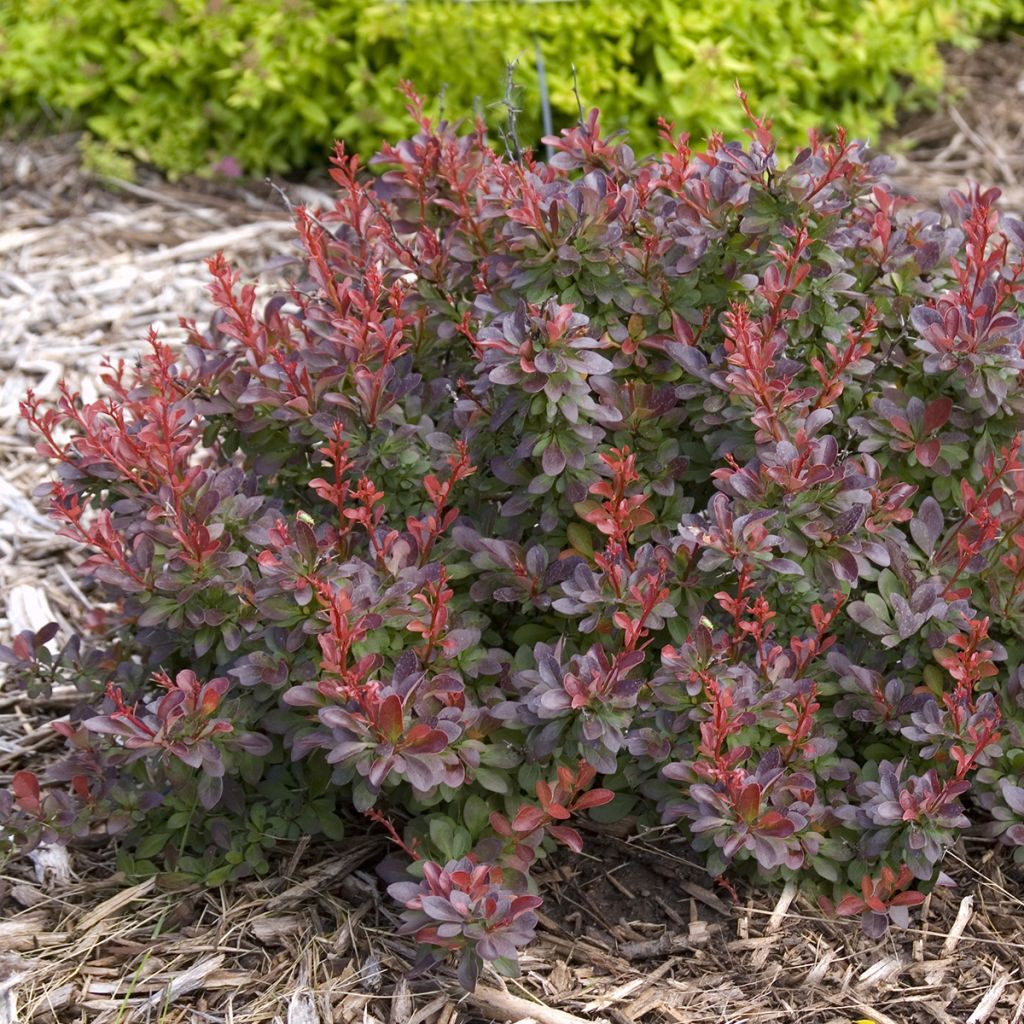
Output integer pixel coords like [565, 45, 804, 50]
[1, 0, 1021, 177]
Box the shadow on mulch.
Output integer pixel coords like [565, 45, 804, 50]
[542, 832, 734, 944]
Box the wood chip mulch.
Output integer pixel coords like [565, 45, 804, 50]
[5, 34, 1024, 1023]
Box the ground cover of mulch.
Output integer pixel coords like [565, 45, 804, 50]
[5, 35, 1024, 1024]
[887, 35, 1024, 213]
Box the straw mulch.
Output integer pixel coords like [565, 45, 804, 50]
[5, 35, 1024, 1024]
[886, 34, 1024, 213]
[1, 832, 1023, 1024]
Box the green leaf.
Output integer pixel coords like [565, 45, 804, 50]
[205, 864, 234, 886]
[317, 809, 346, 841]
[429, 816, 456, 855]
[588, 793, 636, 823]
[473, 767, 509, 794]
[463, 796, 491, 837]
[863, 592, 892, 621]
[566, 522, 594, 558]
[491, 956, 521, 978]
[512, 624, 555, 646]
[135, 833, 172, 860]
[877, 569, 901, 603]
[811, 855, 839, 882]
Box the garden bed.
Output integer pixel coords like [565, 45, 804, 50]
[4, 35, 1024, 1024]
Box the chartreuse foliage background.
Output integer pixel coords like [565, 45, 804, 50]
[1, 0, 1024, 177]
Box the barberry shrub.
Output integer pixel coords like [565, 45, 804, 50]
[6, 87, 1024, 986]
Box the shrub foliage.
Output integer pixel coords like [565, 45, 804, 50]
[7, 91, 1024, 986]
[1, 0, 1023, 176]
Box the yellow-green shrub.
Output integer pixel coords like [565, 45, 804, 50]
[1, 0, 1021, 176]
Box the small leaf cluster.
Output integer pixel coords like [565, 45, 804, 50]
[8, 91, 1024, 986]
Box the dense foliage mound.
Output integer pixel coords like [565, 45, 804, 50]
[6, 91, 1024, 988]
[2, 0, 1023, 176]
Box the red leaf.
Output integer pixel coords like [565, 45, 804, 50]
[834, 894, 866, 917]
[488, 811, 512, 837]
[377, 694, 404, 742]
[736, 782, 762, 822]
[200, 685, 224, 717]
[547, 825, 584, 853]
[11, 771, 41, 816]
[511, 805, 547, 834]
[757, 811, 796, 837]
[889, 890, 926, 908]
[573, 787, 616, 810]
[536, 780, 554, 811]
[889, 415, 912, 438]
[11, 634, 32, 662]
[923, 396, 953, 433]
[510, 894, 544, 916]
[612, 611, 632, 632]
[866, 894, 888, 914]
[915, 439, 941, 467]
